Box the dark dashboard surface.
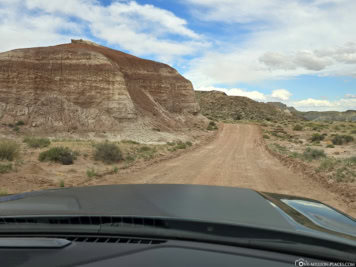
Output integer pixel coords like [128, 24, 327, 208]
[0, 237, 318, 267]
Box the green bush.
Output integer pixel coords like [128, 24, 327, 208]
[351, 130, 356, 134]
[293, 124, 303, 131]
[332, 135, 354, 145]
[15, 120, 25, 126]
[39, 147, 77, 165]
[0, 163, 12, 174]
[59, 179, 65, 188]
[207, 121, 218, 131]
[332, 135, 343, 145]
[263, 134, 270, 139]
[23, 137, 51, 148]
[176, 143, 187, 149]
[302, 148, 326, 161]
[94, 143, 123, 164]
[342, 135, 354, 143]
[311, 133, 324, 142]
[185, 141, 193, 147]
[86, 168, 98, 178]
[0, 141, 19, 161]
[326, 144, 335, 148]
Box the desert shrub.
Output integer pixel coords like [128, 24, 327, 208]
[310, 133, 324, 142]
[0, 163, 12, 174]
[351, 130, 356, 134]
[332, 135, 343, 145]
[86, 168, 98, 178]
[15, 120, 25, 126]
[94, 143, 123, 164]
[293, 124, 303, 131]
[139, 146, 151, 152]
[185, 141, 193, 147]
[176, 143, 187, 149]
[334, 126, 341, 131]
[263, 134, 270, 139]
[302, 148, 326, 161]
[125, 154, 136, 162]
[207, 121, 218, 131]
[326, 144, 335, 148]
[0, 141, 19, 161]
[59, 179, 65, 188]
[332, 135, 354, 145]
[342, 135, 354, 143]
[23, 137, 51, 148]
[112, 166, 119, 174]
[13, 126, 20, 132]
[39, 147, 77, 165]
[152, 128, 161, 132]
[318, 158, 338, 172]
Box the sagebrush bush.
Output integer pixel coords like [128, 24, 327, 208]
[23, 137, 51, 148]
[332, 135, 354, 145]
[293, 124, 303, 131]
[94, 143, 123, 164]
[0, 163, 12, 174]
[39, 147, 77, 165]
[310, 133, 324, 142]
[0, 141, 19, 161]
[15, 120, 25, 126]
[207, 121, 218, 131]
[302, 148, 326, 161]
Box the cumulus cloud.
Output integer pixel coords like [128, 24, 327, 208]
[196, 86, 267, 101]
[197, 86, 294, 102]
[0, 0, 206, 62]
[183, 0, 356, 85]
[271, 89, 292, 101]
[290, 98, 356, 111]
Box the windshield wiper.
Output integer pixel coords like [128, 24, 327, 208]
[0, 215, 355, 262]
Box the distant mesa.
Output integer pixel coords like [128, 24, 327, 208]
[0, 40, 201, 133]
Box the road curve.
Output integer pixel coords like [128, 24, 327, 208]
[100, 124, 353, 216]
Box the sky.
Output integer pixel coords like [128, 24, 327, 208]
[0, 0, 355, 111]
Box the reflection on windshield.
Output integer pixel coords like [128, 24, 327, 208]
[281, 199, 356, 237]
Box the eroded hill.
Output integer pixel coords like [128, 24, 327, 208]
[195, 90, 299, 121]
[0, 40, 204, 136]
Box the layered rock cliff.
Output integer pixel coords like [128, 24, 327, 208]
[0, 40, 200, 132]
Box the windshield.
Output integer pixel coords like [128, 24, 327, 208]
[0, 0, 355, 261]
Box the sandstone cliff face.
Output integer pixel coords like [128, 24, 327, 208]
[0, 41, 200, 132]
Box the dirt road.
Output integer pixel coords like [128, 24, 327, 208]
[98, 124, 354, 216]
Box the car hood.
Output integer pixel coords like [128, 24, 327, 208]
[0, 184, 355, 242]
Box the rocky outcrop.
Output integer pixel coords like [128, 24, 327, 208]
[0, 40, 200, 132]
[195, 90, 300, 121]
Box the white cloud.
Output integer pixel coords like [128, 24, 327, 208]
[183, 0, 356, 85]
[196, 86, 267, 101]
[0, 0, 206, 63]
[271, 89, 292, 101]
[345, 94, 356, 99]
[290, 98, 356, 111]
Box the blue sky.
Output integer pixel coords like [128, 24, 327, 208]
[1, 0, 356, 111]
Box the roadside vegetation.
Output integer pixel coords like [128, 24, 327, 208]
[23, 137, 51, 148]
[39, 147, 78, 165]
[262, 120, 356, 184]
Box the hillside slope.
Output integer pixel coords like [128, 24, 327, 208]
[0, 40, 202, 134]
[195, 91, 299, 121]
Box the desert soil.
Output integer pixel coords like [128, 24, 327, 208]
[91, 123, 355, 217]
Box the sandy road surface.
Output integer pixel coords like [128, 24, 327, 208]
[99, 124, 354, 216]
